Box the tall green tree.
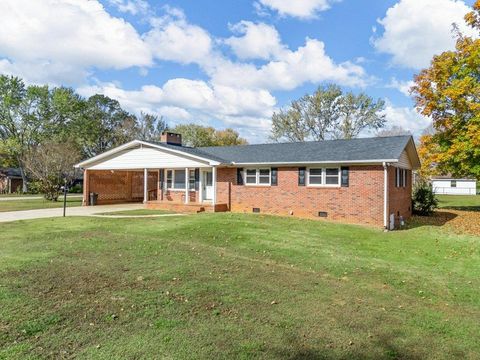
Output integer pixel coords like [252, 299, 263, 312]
[173, 124, 248, 147]
[78, 94, 138, 157]
[0, 75, 148, 191]
[271, 84, 385, 142]
[0, 76, 53, 191]
[136, 112, 168, 141]
[412, 0, 480, 178]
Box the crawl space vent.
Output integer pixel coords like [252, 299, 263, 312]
[252, 208, 261, 213]
[318, 211, 328, 218]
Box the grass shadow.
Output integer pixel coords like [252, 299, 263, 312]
[404, 211, 458, 230]
[266, 332, 424, 360]
[439, 205, 480, 212]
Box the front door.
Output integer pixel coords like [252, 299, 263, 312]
[203, 171, 213, 201]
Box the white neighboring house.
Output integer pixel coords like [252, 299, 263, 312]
[431, 177, 477, 195]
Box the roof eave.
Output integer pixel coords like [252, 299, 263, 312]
[405, 136, 421, 170]
[229, 159, 399, 166]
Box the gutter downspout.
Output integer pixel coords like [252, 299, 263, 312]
[383, 162, 388, 231]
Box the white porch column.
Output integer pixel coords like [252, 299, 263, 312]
[199, 169, 203, 203]
[212, 166, 217, 206]
[185, 167, 189, 204]
[143, 168, 148, 203]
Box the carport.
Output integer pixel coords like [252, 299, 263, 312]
[83, 169, 158, 205]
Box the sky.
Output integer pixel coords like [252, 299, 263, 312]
[0, 0, 476, 143]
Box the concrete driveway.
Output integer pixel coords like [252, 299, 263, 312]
[0, 203, 144, 223]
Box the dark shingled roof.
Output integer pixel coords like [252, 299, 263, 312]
[151, 135, 413, 164]
[0, 168, 22, 177]
[194, 136, 412, 164]
[149, 141, 228, 163]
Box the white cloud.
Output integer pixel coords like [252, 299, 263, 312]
[373, 0, 476, 69]
[210, 38, 368, 90]
[108, 0, 150, 15]
[157, 106, 192, 121]
[224, 21, 286, 60]
[387, 78, 415, 97]
[0, 0, 151, 84]
[0, 59, 90, 85]
[77, 79, 276, 134]
[255, 0, 337, 19]
[143, 11, 368, 91]
[383, 101, 432, 135]
[144, 7, 213, 65]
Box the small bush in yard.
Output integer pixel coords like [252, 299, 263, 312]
[69, 184, 83, 193]
[412, 181, 438, 215]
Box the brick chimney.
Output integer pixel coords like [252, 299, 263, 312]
[160, 131, 182, 146]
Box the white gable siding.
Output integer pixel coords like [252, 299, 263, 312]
[86, 146, 210, 170]
[397, 150, 412, 169]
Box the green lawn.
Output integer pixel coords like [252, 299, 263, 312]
[437, 194, 480, 211]
[98, 209, 174, 216]
[0, 214, 479, 359]
[0, 197, 82, 212]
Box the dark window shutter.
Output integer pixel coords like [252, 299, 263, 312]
[271, 168, 278, 186]
[159, 169, 164, 189]
[341, 167, 349, 187]
[237, 168, 244, 185]
[298, 167, 306, 186]
[194, 168, 200, 190]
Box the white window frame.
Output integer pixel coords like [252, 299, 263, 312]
[189, 169, 196, 190]
[307, 168, 323, 186]
[244, 168, 271, 186]
[307, 167, 341, 187]
[165, 169, 196, 191]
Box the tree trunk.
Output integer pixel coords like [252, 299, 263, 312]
[18, 163, 28, 193]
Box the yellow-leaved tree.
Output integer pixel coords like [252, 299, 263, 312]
[412, 0, 480, 179]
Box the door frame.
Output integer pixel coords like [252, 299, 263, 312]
[201, 169, 213, 202]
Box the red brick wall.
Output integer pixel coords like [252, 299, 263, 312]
[217, 166, 386, 227]
[86, 170, 157, 205]
[159, 189, 198, 203]
[388, 167, 412, 227]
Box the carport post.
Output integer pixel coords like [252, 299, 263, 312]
[212, 166, 217, 207]
[143, 168, 148, 203]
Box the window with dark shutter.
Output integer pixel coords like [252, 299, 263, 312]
[271, 168, 278, 186]
[194, 168, 200, 190]
[298, 167, 306, 186]
[159, 169, 164, 190]
[341, 167, 349, 187]
[237, 168, 244, 185]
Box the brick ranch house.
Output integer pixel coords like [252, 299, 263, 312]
[75, 133, 420, 229]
